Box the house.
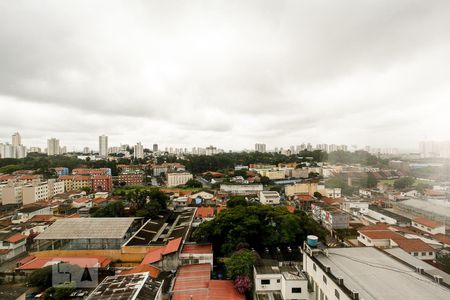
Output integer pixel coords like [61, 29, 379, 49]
[254, 263, 308, 300]
[172, 196, 189, 209]
[259, 191, 281, 205]
[179, 243, 213, 266]
[0, 232, 27, 263]
[195, 207, 214, 222]
[12, 203, 52, 224]
[220, 184, 263, 195]
[171, 264, 244, 300]
[412, 217, 445, 235]
[364, 205, 411, 227]
[17, 255, 112, 272]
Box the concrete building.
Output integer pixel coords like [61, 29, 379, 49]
[179, 243, 213, 266]
[166, 172, 193, 187]
[99, 134, 108, 157]
[47, 138, 60, 156]
[0, 183, 23, 204]
[87, 272, 163, 300]
[254, 263, 308, 300]
[412, 217, 445, 234]
[220, 184, 264, 195]
[0, 232, 27, 263]
[92, 175, 112, 192]
[302, 245, 450, 300]
[0, 143, 15, 158]
[134, 142, 144, 159]
[365, 205, 411, 227]
[259, 191, 281, 205]
[285, 182, 318, 197]
[153, 144, 158, 152]
[11, 132, 21, 146]
[255, 143, 267, 153]
[22, 179, 64, 205]
[117, 171, 145, 186]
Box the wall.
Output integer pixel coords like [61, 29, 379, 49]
[281, 276, 308, 300]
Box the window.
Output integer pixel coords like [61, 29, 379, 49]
[335, 289, 340, 299]
[261, 279, 270, 285]
[421, 252, 426, 256]
[292, 287, 302, 293]
[322, 275, 327, 284]
[276, 279, 280, 283]
[429, 252, 433, 255]
[313, 264, 317, 271]
[413, 252, 418, 256]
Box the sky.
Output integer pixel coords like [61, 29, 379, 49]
[1, 0, 450, 152]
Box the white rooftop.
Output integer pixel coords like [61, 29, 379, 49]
[316, 247, 450, 300]
[35, 217, 135, 240]
[397, 199, 450, 219]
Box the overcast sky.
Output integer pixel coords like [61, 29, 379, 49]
[1, 0, 450, 151]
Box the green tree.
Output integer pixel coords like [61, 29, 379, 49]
[224, 249, 257, 279]
[227, 196, 248, 208]
[91, 201, 125, 217]
[28, 266, 53, 290]
[393, 177, 415, 190]
[260, 176, 271, 185]
[185, 179, 202, 188]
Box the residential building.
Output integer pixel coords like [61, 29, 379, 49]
[365, 205, 411, 227]
[254, 263, 308, 300]
[92, 175, 113, 192]
[22, 179, 64, 205]
[153, 144, 158, 152]
[11, 132, 21, 146]
[255, 143, 267, 153]
[47, 138, 60, 156]
[259, 191, 281, 205]
[166, 172, 193, 187]
[412, 217, 445, 234]
[220, 184, 264, 195]
[285, 182, 318, 197]
[99, 134, 108, 157]
[302, 245, 450, 300]
[134, 142, 144, 159]
[0, 232, 27, 263]
[0, 183, 23, 204]
[171, 264, 244, 300]
[311, 203, 350, 230]
[179, 243, 213, 266]
[117, 171, 145, 186]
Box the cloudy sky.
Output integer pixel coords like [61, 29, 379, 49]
[1, 0, 450, 152]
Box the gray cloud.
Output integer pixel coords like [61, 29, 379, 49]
[1, 0, 450, 151]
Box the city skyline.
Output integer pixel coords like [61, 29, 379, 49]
[1, 1, 450, 150]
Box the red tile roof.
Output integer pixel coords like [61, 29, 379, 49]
[141, 248, 164, 265]
[196, 207, 214, 218]
[394, 238, 435, 253]
[182, 244, 213, 254]
[29, 215, 55, 222]
[359, 223, 391, 231]
[172, 264, 244, 300]
[360, 230, 404, 240]
[120, 264, 161, 278]
[5, 233, 27, 243]
[162, 237, 182, 255]
[433, 234, 450, 245]
[18, 256, 112, 270]
[18, 255, 36, 266]
[413, 217, 443, 229]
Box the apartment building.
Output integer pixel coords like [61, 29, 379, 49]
[166, 172, 193, 187]
[259, 191, 281, 205]
[22, 179, 64, 205]
[285, 182, 318, 197]
[0, 183, 23, 205]
[117, 171, 145, 186]
[92, 175, 113, 192]
[220, 184, 264, 195]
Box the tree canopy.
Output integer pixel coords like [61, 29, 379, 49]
[393, 176, 415, 189]
[192, 204, 326, 256]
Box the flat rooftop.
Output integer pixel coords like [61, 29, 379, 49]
[396, 199, 450, 219]
[369, 205, 411, 223]
[87, 272, 161, 300]
[316, 247, 450, 300]
[35, 217, 135, 240]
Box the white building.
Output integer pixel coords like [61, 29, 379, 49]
[166, 172, 193, 187]
[22, 179, 65, 205]
[411, 217, 445, 235]
[12, 132, 21, 146]
[255, 143, 267, 153]
[220, 184, 264, 195]
[258, 191, 281, 205]
[0, 183, 23, 205]
[47, 138, 60, 156]
[99, 135, 108, 157]
[254, 264, 308, 300]
[134, 142, 144, 159]
[0, 143, 15, 158]
[302, 245, 450, 300]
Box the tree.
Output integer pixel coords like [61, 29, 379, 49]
[393, 177, 415, 190]
[28, 266, 53, 290]
[234, 275, 252, 294]
[438, 253, 450, 273]
[185, 179, 202, 188]
[260, 176, 271, 185]
[91, 201, 125, 217]
[313, 192, 323, 199]
[136, 201, 162, 218]
[224, 249, 257, 279]
[233, 169, 248, 178]
[226, 196, 247, 208]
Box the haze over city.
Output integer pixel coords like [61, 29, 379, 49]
[1, 0, 450, 151]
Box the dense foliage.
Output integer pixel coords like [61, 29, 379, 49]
[393, 176, 415, 189]
[28, 266, 53, 290]
[224, 249, 257, 279]
[185, 179, 202, 188]
[91, 201, 125, 217]
[192, 203, 326, 256]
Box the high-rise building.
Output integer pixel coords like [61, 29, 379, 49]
[134, 142, 144, 159]
[12, 132, 21, 147]
[0, 143, 14, 158]
[153, 144, 158, 152]
[16, 145, 27, 158]
[99, 135, 108, 157]
[60, 146, 67, 154]
[255, 143, 266, 153]
[47, 138, 60, 156]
